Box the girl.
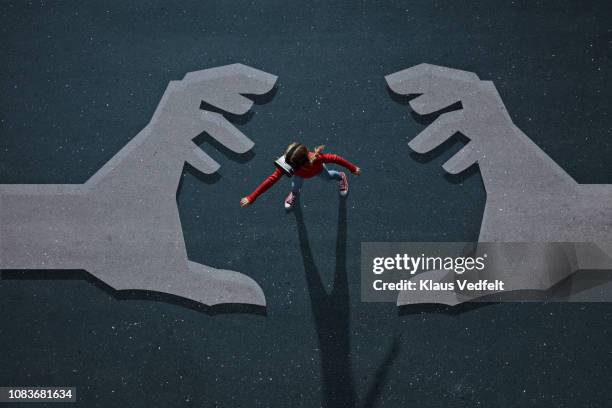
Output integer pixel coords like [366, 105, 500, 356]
[240, 143, 361, 209]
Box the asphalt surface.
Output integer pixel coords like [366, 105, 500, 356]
[1, 1, 611, 407]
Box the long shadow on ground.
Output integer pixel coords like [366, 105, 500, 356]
[294, 199, 400, 408]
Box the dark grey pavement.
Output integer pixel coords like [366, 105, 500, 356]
[1, 1, 611, 407]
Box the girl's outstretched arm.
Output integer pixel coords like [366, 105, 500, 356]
[320, 153, 360, 174]
[241, 168, 283, 206]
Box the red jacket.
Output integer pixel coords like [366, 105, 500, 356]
[247, 152, 357, 203]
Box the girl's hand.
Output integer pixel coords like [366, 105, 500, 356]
[240, 197, 252, 207]
[353, 167, 361, 176]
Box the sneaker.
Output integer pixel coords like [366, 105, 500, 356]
[284, 192, 297, 209]
[338, 172, 349, 197]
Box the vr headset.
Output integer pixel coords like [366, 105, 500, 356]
[274, 144, 303, 177]
[274, 155, 296, 177]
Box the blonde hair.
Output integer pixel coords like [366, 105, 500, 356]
[311, 145, 325, 162]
